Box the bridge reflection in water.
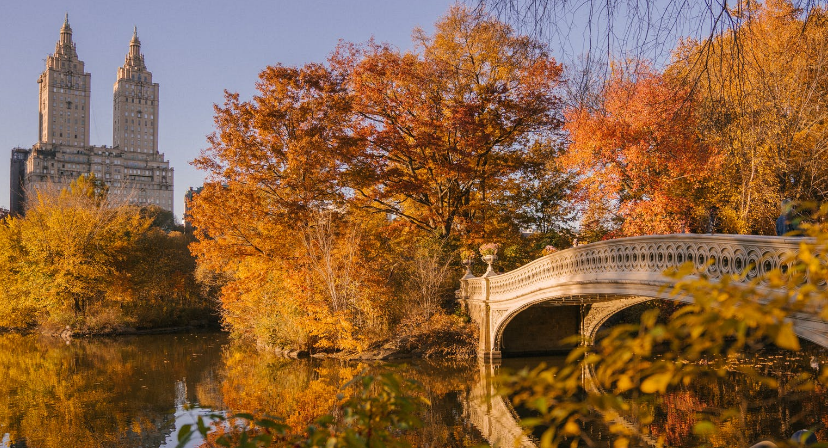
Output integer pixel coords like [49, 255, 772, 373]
[465, 357, 654, 448]
[465, 360, 537, 448]
[465, 347, 828, 448]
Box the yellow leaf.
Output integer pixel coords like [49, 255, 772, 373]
[775, 323, 801, 351]
[616, 375, 634, 392]
[614, 437, 630, 448]
[563, 419, 580, 436]
[640, 372, 672, 394]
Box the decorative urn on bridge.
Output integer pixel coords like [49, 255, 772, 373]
[460, 248, 477, 279]
[479, 243, 500, 277]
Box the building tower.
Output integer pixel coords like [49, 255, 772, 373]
[11, 16, 175, 215]
[113, 27, 159, 154]
[37, 13, 91, 147]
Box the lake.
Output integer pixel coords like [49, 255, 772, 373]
[0, 331, 826, 447]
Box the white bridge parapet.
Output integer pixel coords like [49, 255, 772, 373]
[457, 234, 823, 360]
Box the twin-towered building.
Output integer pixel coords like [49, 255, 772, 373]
[9, 15, 174, 215]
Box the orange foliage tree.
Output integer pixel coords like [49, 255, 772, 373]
[189, 6, 570, 352]
[336, 6, 565, 240]
[563, 65, 719, 238]
[566, 1, 828, 238]
[669, 0, 828, 234]
[190, 63, 392, 351]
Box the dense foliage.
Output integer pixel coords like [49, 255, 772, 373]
[0, 175, 216, 333]
[188, 6, 572, 353]
[565, 1, 828, 238]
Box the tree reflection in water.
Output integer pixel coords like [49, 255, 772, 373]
[0, 332, 226, 448]
[0, 333, 488, 448]
[3, 331, 820, 448]
[650, 346, 828, 447]
[201, 343, 488, 447]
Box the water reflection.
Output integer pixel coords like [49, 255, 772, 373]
[0, 333, 487, 448]
[497, 344, 828, 447]
[204, 344, 488, 447]
[0, 332, 226, 448]
[2, 332, 826, 448]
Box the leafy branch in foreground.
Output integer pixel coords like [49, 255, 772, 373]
[504, 204, 828, 447]
[176, 372, 429, 448]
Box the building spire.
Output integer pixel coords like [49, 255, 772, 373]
[60, 13, 72, 41]
[124, 26, 146, 70]
[55, 12, 77, 59]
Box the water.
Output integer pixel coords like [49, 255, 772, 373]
[0, 332, 486, 448]
[0, 332, 826, 447]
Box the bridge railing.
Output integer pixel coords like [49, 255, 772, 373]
[460, 234, 811, 304]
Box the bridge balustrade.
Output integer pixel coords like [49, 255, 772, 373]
[460, 234, 809, 304]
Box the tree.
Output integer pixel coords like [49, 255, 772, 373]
[563, 64, 719, 237]
[336, 5, 566, 240]
[190, 62, 396, 351]
[0, 175, 214, 332]
[13, 175, 147, 320]
[668, 0, 828, 234]
[555, 2, 828, 237]
[189, 6, 570, 351]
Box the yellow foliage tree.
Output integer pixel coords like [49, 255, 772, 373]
[0, 175, 214, 332]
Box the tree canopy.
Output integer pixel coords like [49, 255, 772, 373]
[189, 6, 572, 352]
[0, 175, 214, 332]
[560, 1, 828, 238]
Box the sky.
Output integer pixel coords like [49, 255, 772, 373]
[0, 0, 456, 219]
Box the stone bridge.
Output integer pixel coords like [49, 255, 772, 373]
[457, 234, 827, 447]
[457, 234, 828, 360]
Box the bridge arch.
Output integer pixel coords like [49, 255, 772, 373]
[494, 300, 582, 356]
[491, 294, 677, 357]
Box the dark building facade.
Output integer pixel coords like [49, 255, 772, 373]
[10, 148, 30, 215]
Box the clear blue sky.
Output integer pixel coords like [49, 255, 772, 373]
[0, 0, 456, 219]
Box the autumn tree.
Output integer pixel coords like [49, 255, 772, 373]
[669, 0, 828, 234]
[563, 64, 719, 237]
[190, 6, 569, 352]
[0, 175, 214, 332]
[190, 62, 395, 351]
[13, 175, 148, 322]
[337, 5, 566, 241]
[495, 0, 828, 236]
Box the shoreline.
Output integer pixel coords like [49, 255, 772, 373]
[0, 322, 222, 340]
[0, 325, 475, 361]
